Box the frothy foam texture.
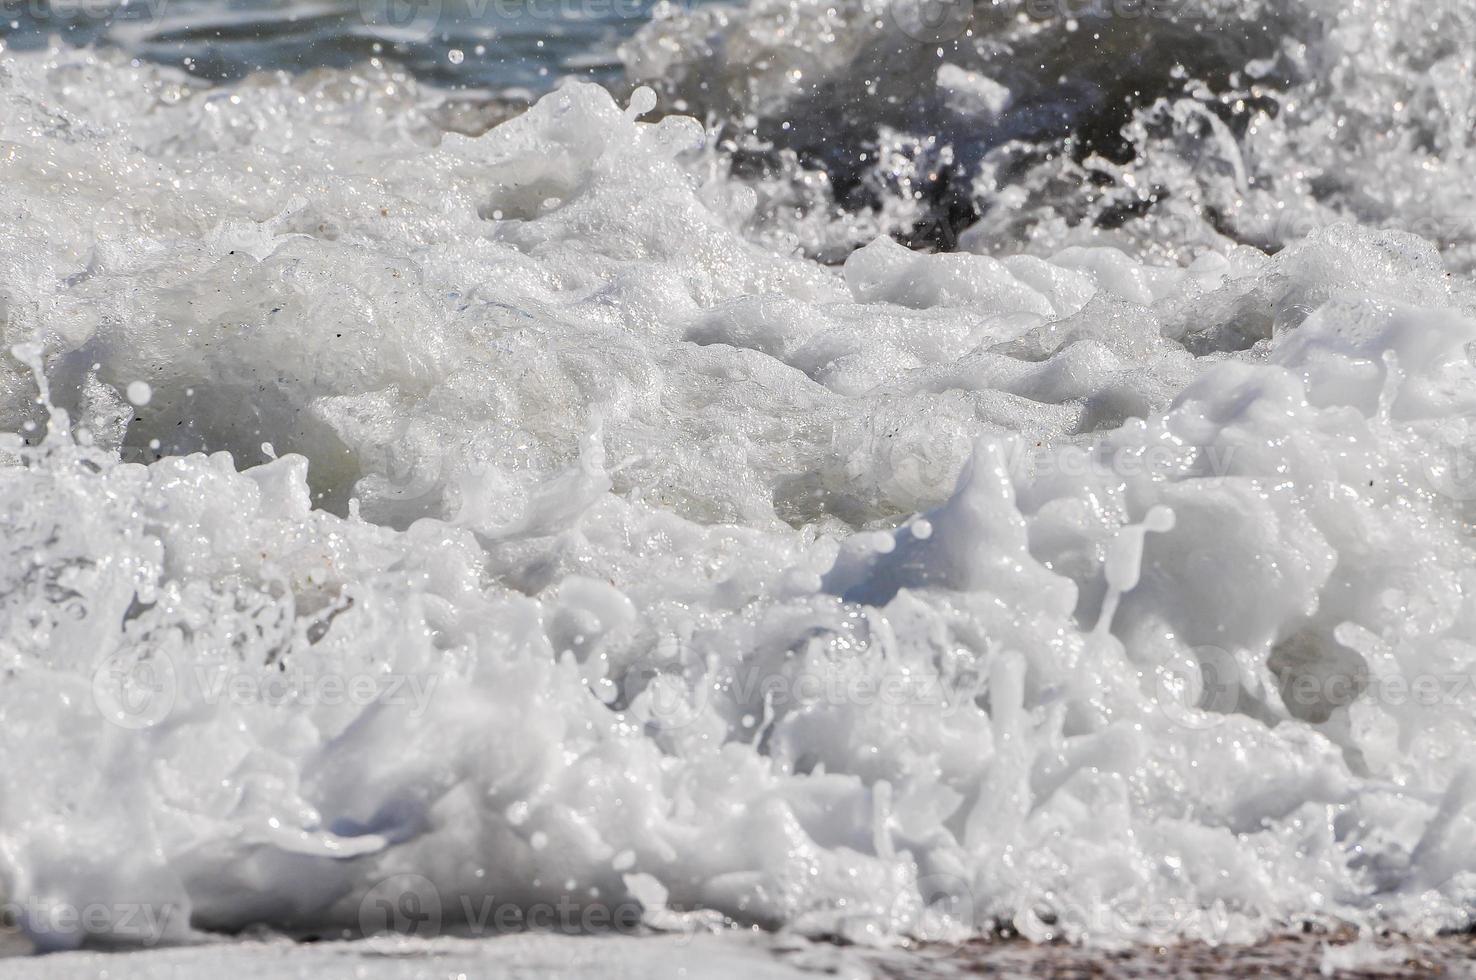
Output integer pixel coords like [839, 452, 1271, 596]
[3, 0, 1476, 953]
[625, 0, 1476, 267]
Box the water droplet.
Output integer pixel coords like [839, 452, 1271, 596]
[126, 381, 152, 406]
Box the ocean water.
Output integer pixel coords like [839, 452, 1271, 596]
[4, 0, 1476, 960]
[0, 0, 680, 90]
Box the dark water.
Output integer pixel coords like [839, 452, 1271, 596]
[0, 0, 695, 90]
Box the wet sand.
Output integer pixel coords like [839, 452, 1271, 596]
[875, 934, 1476, 978]
[6, 930, 1476, 979]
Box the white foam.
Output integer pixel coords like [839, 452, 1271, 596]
[2, 37, 1476, 955]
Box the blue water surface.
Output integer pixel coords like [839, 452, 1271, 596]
[0, 0, 698, 91]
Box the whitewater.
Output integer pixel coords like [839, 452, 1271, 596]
[5, 0, 1476, 967]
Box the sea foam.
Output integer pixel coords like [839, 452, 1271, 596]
[3, 2, 1476, 950]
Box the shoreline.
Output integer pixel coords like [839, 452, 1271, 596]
[3, 929, 1474, 979]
